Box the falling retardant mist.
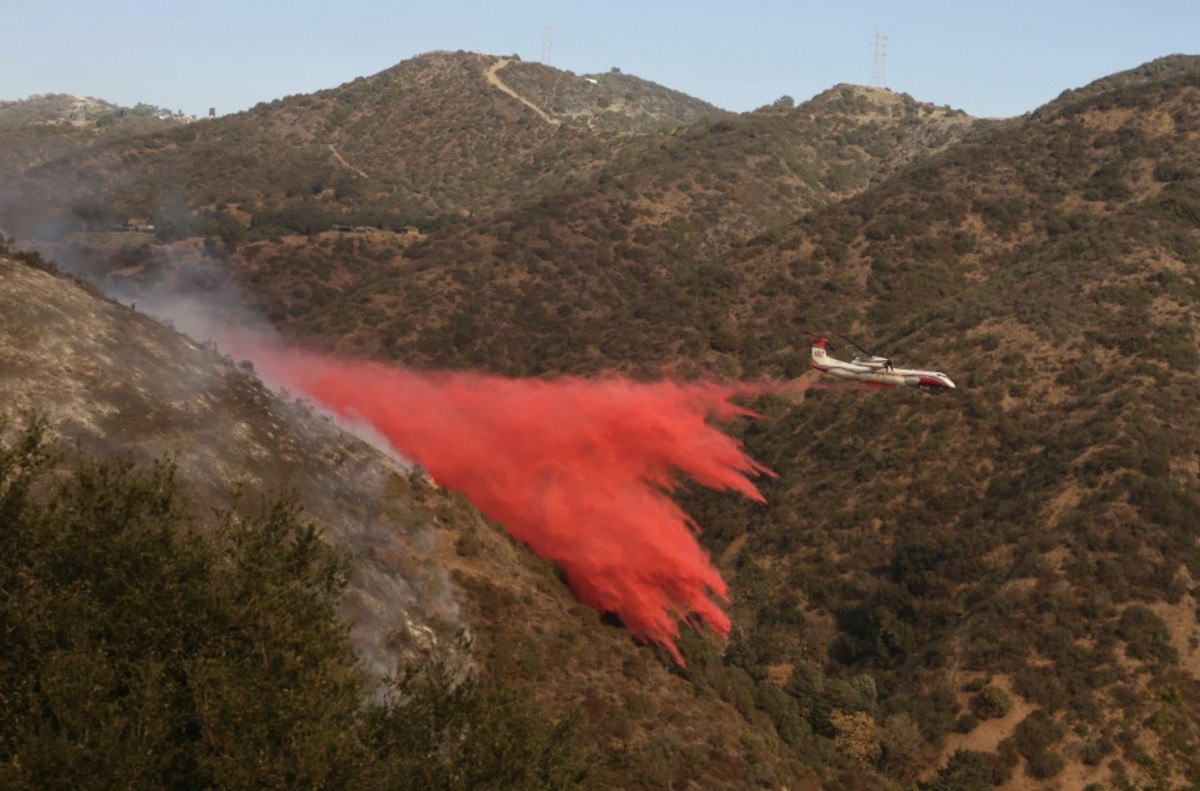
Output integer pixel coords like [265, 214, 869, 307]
[245, 344, 773, 664]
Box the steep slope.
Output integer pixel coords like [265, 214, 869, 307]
[723, 55, 1200, 366]
[670, 57, 1200, 788]
[0, 246, 819, 789]
[10, 50, 1200, 787]
[0, 249, 459, 678]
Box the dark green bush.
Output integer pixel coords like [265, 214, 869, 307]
[971, 685, 1013, 719]
[0, 417, 589, 790]
[921, 750, 997, 791]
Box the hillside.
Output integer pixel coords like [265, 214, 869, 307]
[672, 55, 1200, 788]
[207, 56, 1200, 787]
[8, 51, 1200, 788]
[0, 247, 460, 677]
[0, 245, 821, 789]
[1036, 53, 1200, 119]
[0, 93, 122, 128]
[216, 84, 978, 370]
[0, 93, 184, 180]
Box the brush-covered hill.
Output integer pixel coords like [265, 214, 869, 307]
[0, 93, 123, 127]
[0, 94, 184, 180]
[723, 54, 1200, 369]
[192, 55, 1200, 787]
[0, 244, 460, 677]
[0, 51, 730, 243]
[666, 55, 1200, 788]
[222, 85, 978, 370]
[10, 50, 1200, 788]
[1036, 53, 1200, 119]
[0, 243, 821, 789]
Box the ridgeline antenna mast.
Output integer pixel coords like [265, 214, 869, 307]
[872, 27, 889, 88]
[542, 25, 555, 65]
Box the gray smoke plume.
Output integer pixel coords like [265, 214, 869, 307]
[1, 221, 463, 681]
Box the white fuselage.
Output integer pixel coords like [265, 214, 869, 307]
[810, 342, 955, 389]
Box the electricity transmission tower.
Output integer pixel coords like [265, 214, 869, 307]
[542, 25, 554, 65]
[872, 27, 889, 88]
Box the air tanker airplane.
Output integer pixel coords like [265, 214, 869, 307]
[806, 332, 955, 390]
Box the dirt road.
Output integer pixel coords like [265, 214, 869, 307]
[484, 58, 560, 126]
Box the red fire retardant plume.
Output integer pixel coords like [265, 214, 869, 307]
[251, 348, 773, 664]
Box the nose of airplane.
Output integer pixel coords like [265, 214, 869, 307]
[918, 375, 955, 389]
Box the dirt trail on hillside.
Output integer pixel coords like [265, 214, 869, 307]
[484, 58, 560, 126]
[328, 144, 369, 178]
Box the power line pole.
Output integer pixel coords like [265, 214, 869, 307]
[542, 25, 554, 65]
[872, 27, 889, 88]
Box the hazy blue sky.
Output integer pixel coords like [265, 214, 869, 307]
[3, 1, 1196, 118]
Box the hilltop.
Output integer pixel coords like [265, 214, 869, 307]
[4, 56, 980, 376]
[497, 60, 732, 132]
[0, 93, 122, 128]
[0, 93, 186, 180]
[0, 51, 729, 243]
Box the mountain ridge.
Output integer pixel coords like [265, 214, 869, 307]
[0, 51, 732, 243]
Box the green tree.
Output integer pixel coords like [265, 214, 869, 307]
[971, 685, 1013, 720]
[363, 644, 590, 790]
[879, 712, 925, 782]
[0, 416, 366, 789]
[921, 750, 995, 791]
[0, 417, 592, 790]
